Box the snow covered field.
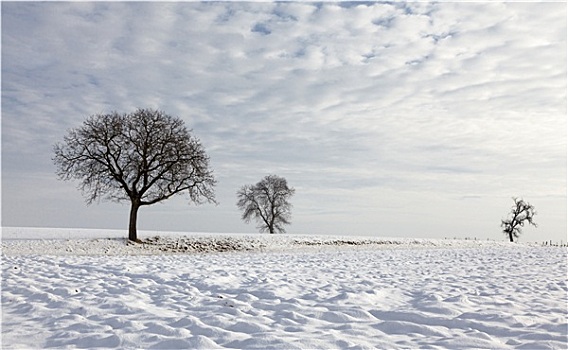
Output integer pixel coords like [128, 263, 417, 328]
[2, 228, 567, 349]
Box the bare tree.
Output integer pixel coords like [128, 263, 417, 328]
[236, 175, 295, 234]
[53, 108, 216, 241]
[501, 197, 537, 242]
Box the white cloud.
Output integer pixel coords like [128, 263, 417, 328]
[2, 2, 565, 241]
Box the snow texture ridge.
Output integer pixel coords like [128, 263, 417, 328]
[2, 228, 567, 349]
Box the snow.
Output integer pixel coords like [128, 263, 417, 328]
[2, 227, 567, 349]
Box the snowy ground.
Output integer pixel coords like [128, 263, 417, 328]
[2, 228, 567, 349]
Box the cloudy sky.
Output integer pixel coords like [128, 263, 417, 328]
[2, 1, 566, 242]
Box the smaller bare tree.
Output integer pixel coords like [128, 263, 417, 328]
[501, 197, 537, 242]
[236, 175, 295, 233]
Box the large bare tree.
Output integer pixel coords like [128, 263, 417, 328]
[501, 197, 537, 242]
[53, 108, 216, 241]
[237, 175, 295, 234]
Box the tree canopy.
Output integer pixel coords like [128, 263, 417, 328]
[53, 108, 216, 241]
[236, 175, 295, 234]
[501, 197, 537, 242]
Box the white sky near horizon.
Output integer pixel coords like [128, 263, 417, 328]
[1, 1, 566, 242]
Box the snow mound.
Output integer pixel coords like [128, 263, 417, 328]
[2, 227, 523, 256]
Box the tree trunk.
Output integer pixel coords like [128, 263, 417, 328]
[509, 232, 514, 242]
[129, 200, 140, 242]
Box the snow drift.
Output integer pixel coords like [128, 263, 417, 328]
[2, 227, 567, 349]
